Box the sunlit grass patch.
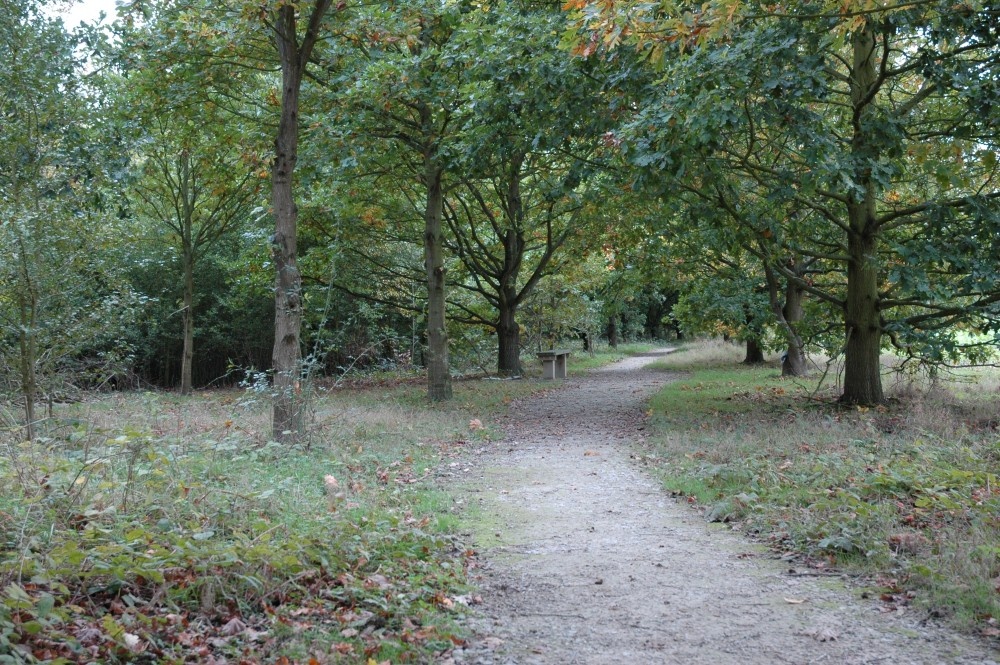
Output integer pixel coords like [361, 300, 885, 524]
[650, 337, 752, 369]
[566, 342, 660, 374]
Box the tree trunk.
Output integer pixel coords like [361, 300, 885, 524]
[842, 23, 884, 406]
[743, 338, 765, 364]
[497, 298, 521, 376]
[781, 276, 808, 377]
[269, 2, 331, 441]
[762, 258, 808, 377]
[843, 230, 883, 404]
[496, 160, 525, 377]
[14, 231, 38, 441]
[424, 161, 452, 400]
[607, 315, 618, 349]
[17, 290, 37, 442]
[180, 245, 194, 396]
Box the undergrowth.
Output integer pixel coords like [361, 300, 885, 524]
[644, 340, 1000, 637]
[0, 375, 548, 665]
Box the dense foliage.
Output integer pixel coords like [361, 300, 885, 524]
[0, 0, 996, 422]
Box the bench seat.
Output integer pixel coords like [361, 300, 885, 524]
[536, 349, 571, 379]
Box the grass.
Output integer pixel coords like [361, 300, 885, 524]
[565, 342, 661, 374]
[0, 372, 558, 665]
[642, 339, 1000, 636]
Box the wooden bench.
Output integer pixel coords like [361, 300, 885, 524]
[536, 349, 571, 379]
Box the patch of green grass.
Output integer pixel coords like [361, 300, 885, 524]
[643, 340, 1000, 635]
[0, 375, 541, 664]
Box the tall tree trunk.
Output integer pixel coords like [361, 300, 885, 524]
[781, 277, 808, 377]
[497, 298, 521, 376]
[496, 158, 525, 376]
[424, 160, 452, 400]
[742, 308, 765, 364]
[743, 338, 765, 364]
[15, 233, 38, 441]
[180, 245, 194, 396]
[843, 230, 883, 404]
[607, 315, 618, 349]
[842, 23, 884, 405]
[269, 1, 331, 441]
[17, 291, 37, 442]
[271, 45, 304, 440]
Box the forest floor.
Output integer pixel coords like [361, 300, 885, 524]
[443, 349, 1000, 665]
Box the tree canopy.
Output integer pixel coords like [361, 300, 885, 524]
[1, 0, 998, 434]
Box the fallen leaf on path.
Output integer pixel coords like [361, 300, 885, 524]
[584, 450, 600, 457]
[482, 636, 504, 649]
[802, 627, 839, 642]
[784, 597, 806, 604]
[453, 594, 482, 606]
[469, 419, 484, 431]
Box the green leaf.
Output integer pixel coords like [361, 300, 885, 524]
[21, 621, 44, 635]
[35, 594, 55, 619]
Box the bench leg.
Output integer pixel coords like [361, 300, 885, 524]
[541, 358, 556, 379]
[555, 354, 567, 379]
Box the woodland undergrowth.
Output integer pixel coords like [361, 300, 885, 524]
[0, 373, 551, 664]
[643, 340, 1000, 638]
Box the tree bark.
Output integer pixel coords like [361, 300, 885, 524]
[762, 258, 808, 377]
[17, 288, 37, 442]
[14, 232, 38, 441]
[424, 160, 452, 400]
[607, 315, 618, 349]
[781, 277, 808, 377]
[843, 230, 883, 404]
[842, 23, 884, 405]
[497, 298, 521, 376]
[270, 1, 331, 441]
[180, 244, 194, 396]
[743, 337, 766, 364]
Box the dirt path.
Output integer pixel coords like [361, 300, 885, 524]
[446, 350, 1000, 664]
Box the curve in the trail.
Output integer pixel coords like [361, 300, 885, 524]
[449, 350, 999, 665]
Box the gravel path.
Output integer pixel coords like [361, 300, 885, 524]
[447, 349, 1000, 664]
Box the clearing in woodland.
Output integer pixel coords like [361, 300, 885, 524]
[446, 349, 999, 665]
